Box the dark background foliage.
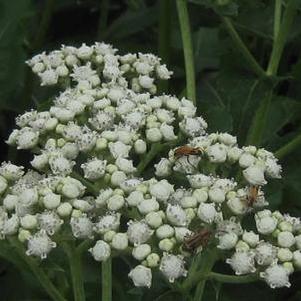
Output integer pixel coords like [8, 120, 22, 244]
[0, 0, 301, 300]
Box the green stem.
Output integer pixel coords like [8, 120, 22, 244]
[158, 0, 172, 93]
[275, 133, 301, 159]
[136, 135, 184, 175]
[77, 239, 93, 254]
[266, 0, 298, 76]
[192, 249, 218, 301]
[209, 272, 259, 284]
[136, 143, 164, 175]
[63, 243, 86, 301]
[176, 0, 196, 105]
[221, 17, 266, 78]
[274, 0, 282, 40]
[102, 258, 112, 301]
[246, 89, 273, 146]
[181, 248, 218, 300]
[9, 239, 67, 301]
[97, 0, 109, 40]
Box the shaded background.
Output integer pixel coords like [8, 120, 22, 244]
[0, 0, 301, 300]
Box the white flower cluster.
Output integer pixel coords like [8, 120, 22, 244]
[0, 42, 296, 290]
[225, 210, 301, 288]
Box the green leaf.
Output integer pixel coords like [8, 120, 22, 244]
[0, 0, 33, 111]
[189, 0, 239, 16]
[262, 96, 301, 145]
[194, 27, 221, 71]
[104, 5, 158, 40]
[204, 105, 233, 132]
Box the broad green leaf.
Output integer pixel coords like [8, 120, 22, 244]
[104, 5, 158, 40]
[0, 0, 33, 111]
[194, 27, 221, 71]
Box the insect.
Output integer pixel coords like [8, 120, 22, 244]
[174, 145, 204, 158]
[183, 228, 212, 253]
[246, 185, 259, 207]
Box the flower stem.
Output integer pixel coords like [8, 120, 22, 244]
[9, 238, 67, 301]
[221, 16, 266, 78]
[181, 248, 218, 300]
[102, 258, 112, 301]
[266, 0, 298, 76]
[136, 143, 163, 175]
[176, 0, 196, 105]
[63, 242, 86, 301]
[192, 249, 218, 301]
[274, 0, 282, 40]
[209, 272, 259, 284]
[275, 133, 301, 159]
[158, 0, 172, 93]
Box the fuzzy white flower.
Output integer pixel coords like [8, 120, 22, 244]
[260, 264, 291, 288]
[255, 242, 277, 265]
[127, 220, 153, 245]
[26, 230, 56, 259]
[81, 158, 107, 180]
[149, 180, 174, 202]
[159, 253, 187, 282]
[217, 232, 238, 250]
[70, 215, 94, 239]
[226, 251, 256, 275]
[0, 162, 24, 181]
[108, 141, 131, 158]
[94, 213, 120, 234]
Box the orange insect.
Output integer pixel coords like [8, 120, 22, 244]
[183, 228, 212, 252]
[174, 145, 204, 158]
[246, 185, 259, 207]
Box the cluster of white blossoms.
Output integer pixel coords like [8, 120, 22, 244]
[0, 42, 298, 290]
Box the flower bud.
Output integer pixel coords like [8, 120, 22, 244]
[277, 231, 295, 248]
[111, 233, 128, 250]
[156, 224, 174, 239]
[197, 203, 216, 224]
[242, 231, 259, 247]
[243, 165, 267, 186]
[134, 139, 147, 154]
[159, 238, 174, 252]
[89, 240, 111, 262]
[43, 193, 61, 209]
[277, 248, 293, 262]
[145, 212, 163, 228]
[218, 232, 238, 250]
[21, 214, 38, 230]
[132, 244, 151, 261]
[129, 265, 152, 288]
[57, 202, 73, 217]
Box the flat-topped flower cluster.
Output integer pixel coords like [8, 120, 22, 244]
[0, 42, 299, 290]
